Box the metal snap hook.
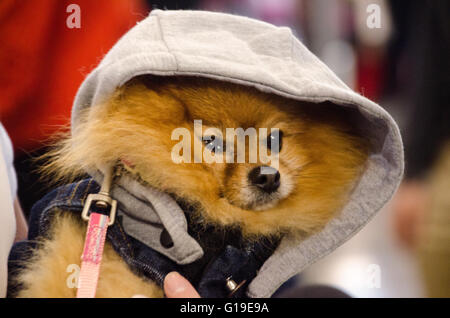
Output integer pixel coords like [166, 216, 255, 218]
[81, 166, 118, 226]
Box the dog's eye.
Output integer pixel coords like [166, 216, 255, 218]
[203, 135, 225, 153]
[266, 130, 283, 153]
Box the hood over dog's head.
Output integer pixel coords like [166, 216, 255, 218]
[47, 10, 404, 297]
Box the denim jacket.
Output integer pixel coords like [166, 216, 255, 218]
[8, 178, 278, 298]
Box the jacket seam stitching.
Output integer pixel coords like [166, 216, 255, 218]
[155, 14, 179, 72]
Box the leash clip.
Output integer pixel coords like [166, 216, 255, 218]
[81, 166, 117, 226]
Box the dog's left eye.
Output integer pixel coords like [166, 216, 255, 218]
[203, 135, 225, 153]
[266, 130, 283, 153]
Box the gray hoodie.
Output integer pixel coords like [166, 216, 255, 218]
[72, 10, 404, 297]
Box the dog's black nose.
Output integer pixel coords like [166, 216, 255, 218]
[248, 166, 280, 193]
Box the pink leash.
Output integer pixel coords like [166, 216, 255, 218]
[76, 213, 110, 298]
[77, 167, 117, 298]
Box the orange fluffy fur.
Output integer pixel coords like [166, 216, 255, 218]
[17, 76, 369, 297]
[14, 212, 162, 298]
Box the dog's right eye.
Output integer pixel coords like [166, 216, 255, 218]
[203, 135, 225, 153]
[266, 130, 283, 153]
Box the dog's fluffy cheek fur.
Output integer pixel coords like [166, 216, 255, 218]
[15, 212, 163, 298]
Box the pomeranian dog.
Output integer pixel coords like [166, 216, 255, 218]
[14, 76, 368, 297]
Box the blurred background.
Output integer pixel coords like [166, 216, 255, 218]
[1, 0, 449, 297]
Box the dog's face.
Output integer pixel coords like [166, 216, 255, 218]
[61, 76, 368, 237]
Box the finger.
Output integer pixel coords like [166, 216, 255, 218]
[164, 271, 200, 298]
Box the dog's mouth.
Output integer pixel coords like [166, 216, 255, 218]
[220, 186, 283, 211]
[245, 193, 283, 211]
[246, 189, 282, 211]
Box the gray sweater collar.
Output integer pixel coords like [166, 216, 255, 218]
[93, 169, 204, 265]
